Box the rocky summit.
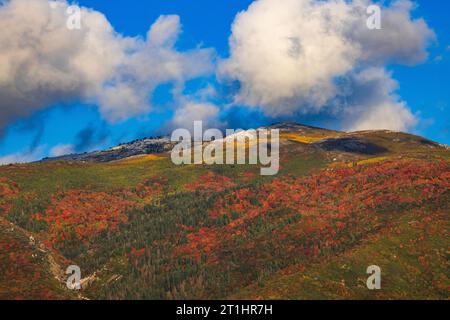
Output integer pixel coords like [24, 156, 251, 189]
[40, 137, 174, 163]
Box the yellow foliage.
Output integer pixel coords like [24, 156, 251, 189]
[356, 157, 388, 166]
[111, 154, 164, 165]
[281, 133, 326, 144]
[329, 157, 389, 168]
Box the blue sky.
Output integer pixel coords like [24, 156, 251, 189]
[0, 0, 449, 163]
[391, 1, 450, 144]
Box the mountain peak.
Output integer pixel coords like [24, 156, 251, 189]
[38, 122, 447, 164]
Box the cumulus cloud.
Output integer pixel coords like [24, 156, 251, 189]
[165, 82, 225, 133]
[0, 0, 215, 132]
[219, 0, 435, 131]
[170, 101, 223, 132]
[0, 0, 437, 143]
[49, 143, 74, 157]
[0, 145, 45, 165]
[341, 67, 417, 131]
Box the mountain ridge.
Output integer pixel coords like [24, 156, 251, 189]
[37, 122, 447, 164]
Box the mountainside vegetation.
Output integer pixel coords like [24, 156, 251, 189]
[0, 124, 448, 300]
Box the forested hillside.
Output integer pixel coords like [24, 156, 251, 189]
[1, 124, 449, 299]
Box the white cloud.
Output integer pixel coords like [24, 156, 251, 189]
[170, 101, 223, 132]
[219, 0, 360, 114]
[352, 0, 435, 65]
[148, 15, 181, 48]
[0, 0, 215, 131]
[340, 67, 417, 131]
[0, 0, 437, 136]
[219, 0, 435, 131]
[348, 102, 417, 132]
[49, 143, 74, 157]
[0, 146, 45, 165]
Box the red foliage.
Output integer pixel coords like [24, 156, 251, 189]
[184, 171, 235, 192]
[0, 177, 19, 215]
[131, 247, 146, 258]
[0, 220, 68, 299]
[36, 190, 134, 245]
[178, 159, 450, 263]
[241, 171, 256, 182]
[176, 227, 221, 264]
[135, 176, 168, 200]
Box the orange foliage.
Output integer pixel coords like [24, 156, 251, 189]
[131, 247, 146, 258]
[135, 176, 167, 200]
[35, 190, 134, 245]
[0, 221, 69, 299]
[0, 177, 19, 215]
[178, 159, 450, 263]
[175, 227, 221, 264]
[241, 171, 256, 182]
[184, 171, 235, 192]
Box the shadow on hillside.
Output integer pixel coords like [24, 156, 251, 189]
[314, 137, 388, 155]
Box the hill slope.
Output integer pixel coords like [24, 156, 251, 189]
[0, 123, 448, 300]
